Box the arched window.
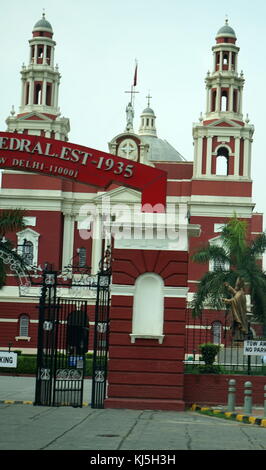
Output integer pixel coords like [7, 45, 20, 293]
[19, 314, 29, 337]
[212, 321, 222, 344]
[209, 236, 230, 273]
[17, 228, 40, 267]
[221, 90, 228, 111]
[223, 53, 229, 65]
[211, 90, 217, 112]
[216, 147, 229, 176]
[131, 273, 164, 343]
[233, 89, 238, 112]
[78, 247, 87, 267]
[21, 239, 34, 265]
[34, 83, 42, 104]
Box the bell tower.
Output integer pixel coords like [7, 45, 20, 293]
[6, 13, 70, 141]
[193, 20, 254, 181]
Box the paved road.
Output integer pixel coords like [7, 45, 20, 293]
[1, 402, 266, 452]
[0, 376, 266, 453]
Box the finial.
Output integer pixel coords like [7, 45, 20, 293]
[245, 113, 250, 124]
[146, 92, 152, 108]
[10, 105, 15, 116]
[225, 14, 229, 25]
[199, 112, 203, 122]
[42, 8, 46, 19]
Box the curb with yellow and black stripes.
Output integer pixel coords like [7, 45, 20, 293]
[191, 403, 266, 427]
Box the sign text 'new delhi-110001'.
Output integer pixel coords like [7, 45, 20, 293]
[0, 132, 167, 209]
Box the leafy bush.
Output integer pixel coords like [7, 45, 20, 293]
[0, 354, 93, 376]
[199, 343, 220, 365]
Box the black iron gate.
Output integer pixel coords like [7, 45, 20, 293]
[34, 260, 111, 408]
[91, 269, 111, 408]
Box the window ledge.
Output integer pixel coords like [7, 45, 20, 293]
[130, 334, 164, 344]
[15, 336, 31, 342]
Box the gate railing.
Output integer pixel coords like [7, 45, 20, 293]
[91, 270, 111, 408]
[34, 252, 111, 408]
[185, 309, 266, 376]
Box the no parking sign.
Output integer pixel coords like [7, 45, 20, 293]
[0, 351, 17, 368]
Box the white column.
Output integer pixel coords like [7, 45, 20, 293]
[51, 47, 55, 68]
[62, 214, 75, 269]
[206, 86, 210, 114]
[42, 79, 47, 106]
[34, 45, 37, 64]
[229, 84, 233, 112]
[196, 136, 203, 177]
[239, 87, 243, 115]
[29, 78, 34, 105]
[53, 80, 59, 109]
[91, 215, 103, 274]
[206, 136, 212, 176]
[219, 51, 222, 71]
[248, 138, 252, 178]
[216, 85, 221, 112]
[234, 137, 240, 177]
[21, 79, 26, 107]
[192, 137, 198, 178]
[229, 51, 232, 71]
[243, 138, 250, 178]
[213, 52, 216, 72]
[43, 45, 47, 64]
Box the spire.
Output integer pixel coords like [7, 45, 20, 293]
[124, 60, 139, 132]
[139, 94, 157, 137]
[6, 15, 70, 140]
[204, 20, 244, 120]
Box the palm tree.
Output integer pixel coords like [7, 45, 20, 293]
[190, 216, 266, 333]
[0, 209, 26, 288]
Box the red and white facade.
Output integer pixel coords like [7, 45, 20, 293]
[0, 17, 263, 410]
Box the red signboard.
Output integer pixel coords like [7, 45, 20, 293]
[0, 132, 167, 210]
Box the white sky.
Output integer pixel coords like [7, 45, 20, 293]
[1, 0, 266, 228]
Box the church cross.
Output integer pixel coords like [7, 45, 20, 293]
[121, 141, 134, 158]
[146, 92, 152, 107]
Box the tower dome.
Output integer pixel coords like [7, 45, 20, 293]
[216, 19, 236, 40]
[33, 13, 53, 35]
[139, 105, 157, 137]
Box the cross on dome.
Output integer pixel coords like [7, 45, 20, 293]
[146, 92, 152, 108]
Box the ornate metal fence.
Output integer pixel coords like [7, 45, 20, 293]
[34, 272, 90, 407]
[184, 309, 266, 375]
[34, 258, 111, 408]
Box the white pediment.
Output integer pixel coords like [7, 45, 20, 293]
[16, 227, 40, 239]
[17, 112, 54, 122]
[93, 187, 142, 205]
[205, 118, 243, 128]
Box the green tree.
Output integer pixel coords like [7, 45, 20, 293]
[0, 209, 26, 288]
[191, 217, 266, 332]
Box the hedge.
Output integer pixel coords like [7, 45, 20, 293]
[0, 354, 93, 376]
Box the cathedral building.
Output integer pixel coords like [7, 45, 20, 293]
[0, 15, 263, 409]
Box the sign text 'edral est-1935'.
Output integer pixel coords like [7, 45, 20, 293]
[0, 132, 167, 209]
